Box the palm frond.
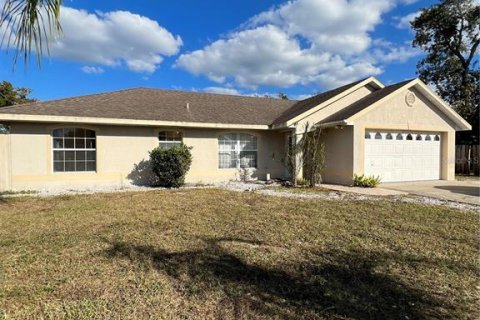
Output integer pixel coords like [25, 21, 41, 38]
[0, 0, 63, 67]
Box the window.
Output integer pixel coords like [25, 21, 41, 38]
[386, 133, 393, 140]
[158, 131, 182, 149]
[365, 132, 371, 139]
[396, 133, 403, 140]
[416, 134, 422, 141]
[219, 133, 257, 169]
[425, 135, 432, 141]
[406, 134, 413, 140]
[52, 128, 96, 172]
[374, 132, 382, 140]
[434, 135, 440, 141]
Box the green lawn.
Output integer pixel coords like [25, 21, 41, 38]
[0, 189, 478, 319]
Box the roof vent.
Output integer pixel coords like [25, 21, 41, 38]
[405, 91, 416, 107]
[186, 102, 190, 110]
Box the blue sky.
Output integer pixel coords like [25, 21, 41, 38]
[0, 0, 438, 101]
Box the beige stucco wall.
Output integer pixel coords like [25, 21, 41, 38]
[321, 126, 354, 185]
[3, 123, 287, 191]
[353, 87, 457, 180]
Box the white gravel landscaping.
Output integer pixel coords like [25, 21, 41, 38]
[1, 180, 478, 212]
[257, 188, 479, 212]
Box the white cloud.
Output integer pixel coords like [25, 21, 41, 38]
[203, 87, 242, 95]
[177, 0, 416, 90]
[291, 93, 314, 100]
[374, 46, 420, 63]
[394, 11, 420, 29]
[48, 7, 182, 73]
[81, 66, 104, 74]
[247, 0, 395, 54]
[202, 86, 309, 100]
[177, 25, 381, 89]
[1, 3, 182, 72]
[0, 0, 13, 49]
[370, 39, 421, 63]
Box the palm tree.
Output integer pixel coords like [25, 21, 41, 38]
[0, 0, 62, 66]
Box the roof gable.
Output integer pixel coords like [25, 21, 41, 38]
[318, 79, 471, 131]
[318, 80, 413, 125]
[272, 77, 384, 126]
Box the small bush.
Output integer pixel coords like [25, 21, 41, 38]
[353, 174, 381, 188]
[149, 145, 192, 188]
[295, 178, 309, 186]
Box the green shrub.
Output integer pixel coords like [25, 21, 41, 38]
[353, 174, 381, 188]
[149, 145, 192, 188]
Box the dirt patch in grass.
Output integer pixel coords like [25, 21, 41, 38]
[0, 189, 478, 319]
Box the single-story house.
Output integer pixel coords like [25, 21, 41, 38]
[0, 77, 471, 191]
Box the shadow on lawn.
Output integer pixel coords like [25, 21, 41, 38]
[103, 237, 447, 319]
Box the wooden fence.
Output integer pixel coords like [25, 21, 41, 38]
[455, 144, 480, 176]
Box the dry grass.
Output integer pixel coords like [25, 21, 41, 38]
[0, 189, 478, 319]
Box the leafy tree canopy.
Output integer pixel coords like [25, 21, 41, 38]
[0, 80, 35, 107]
[412, 0, 479, 143]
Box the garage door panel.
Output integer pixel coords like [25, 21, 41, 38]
[365, 130, 441, 182]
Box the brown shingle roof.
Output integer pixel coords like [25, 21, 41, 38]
[0, 78, 413, 127]
[318, 79, 414, 124]
[0, 88, 297, 126]
[272, 78, 367, 125]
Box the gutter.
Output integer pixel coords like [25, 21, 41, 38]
[0, 113, 271, 130]
[314, 120, 350, 128]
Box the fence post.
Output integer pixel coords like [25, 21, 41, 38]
[455, 144, 480, 176]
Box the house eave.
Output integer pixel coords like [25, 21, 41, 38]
[314, 120, 350, 128]
[0, 114, 271, 130]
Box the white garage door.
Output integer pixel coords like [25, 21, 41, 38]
[364, 131, 441, 182]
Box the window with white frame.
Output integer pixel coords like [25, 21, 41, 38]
[52, 128, 96, 172]
[158, 131, 182, 149]
[219, 133, 257, 169]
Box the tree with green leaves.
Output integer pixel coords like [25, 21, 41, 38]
[286, 123, 326, 188]
[0, 0, 62, 65]
[411, 0, 479, 144]
[0, 80, 35, 107]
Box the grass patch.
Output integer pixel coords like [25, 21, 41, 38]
[266, 185, 331, 194]
[0, 190, 37, 196]
[0, 189, 478, 319]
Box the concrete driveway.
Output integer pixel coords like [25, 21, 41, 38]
[381, 179, 480, 205]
